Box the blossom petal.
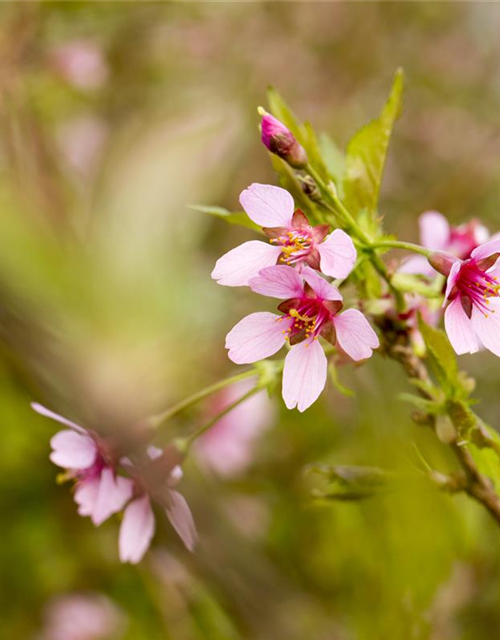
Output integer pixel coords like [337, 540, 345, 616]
[239, 183, 294, 228]
[49, 429, 97, 469]
[166, 490, 198, 552]
[301, 266, 342, 301]
[399, 255, 435, 276]
[282, 339, 327, 412]
[316, 229, 356, 279]
[444, 260, 463, 302]
[444, 297, 479, 355]
[333, 309, 379, 361]
[471, 239, 500, 261]
[471, 298, 500, 356]
[249, 265, 304, 299]
[32, 402, 86, 433]
[419, 211, 450, 251]
[91, 468, 134, 526]
[119, 495, 155, 564]
[211, 241, 282, 287]
[74, 476, 100, 518]
[226, 312, 289, 364]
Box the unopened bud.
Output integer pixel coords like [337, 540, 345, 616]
[258, 108, 308, 169]
[428, 251, 456, 277]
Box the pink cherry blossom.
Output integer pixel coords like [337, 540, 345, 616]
[195, 379, 273, 477]
[50, 39, 109, 90]
[225, 265, 379, 412]
[401, 211, 490, 276]
[38, 593, 125, 640]
[32, 403, 197, 563]
[32, 402, 134, 527]
[212, 183, 356, 287]
[440, 239, 500, 355]
[260, 112, 308, 168]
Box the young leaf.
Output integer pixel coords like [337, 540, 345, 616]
[418, 316, 459, 393]
[343, 68, 404, 230]
[319, 133, 346, 192]
[190, 204, 263, 234]
[267, 87, 329, 181]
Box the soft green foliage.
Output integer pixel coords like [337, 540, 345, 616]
[343, 69, 404, 231]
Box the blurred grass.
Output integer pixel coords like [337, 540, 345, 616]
[1, 3, 500, 639]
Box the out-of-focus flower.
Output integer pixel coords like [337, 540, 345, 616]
[400, 211, 490, 276]
[57, 116, 108, 178]
[33, 402, 134, 526]
[50, 39, 109, 90]
[212, 183, 356, 286]
[32, 404, 197, 563]
[435, 238, 500, 355]
[226, 265, 379, 412]
[259, 110, 308, 168]
[195, 379, 273, 477]
[38, 593, 125, 640]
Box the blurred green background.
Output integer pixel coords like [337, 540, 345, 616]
[2, 3, 500, 639]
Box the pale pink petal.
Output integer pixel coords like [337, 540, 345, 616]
[91, 468, 134, 526]
[419, 211, 450, 250]
[226, 312, 290, 364]
[249, 265, 304, 299]
[471, 298, 500, 356]
[74, 476, 100, 518]
[212, 241, 282, 287]
[282, 339, 327, 412]
[301, 266, 342, 301]
[444, 260, 463, 302]
[49, 430, 97, 469]
[119, 495, 155, 564]
[333, 309, 379, 361]
[316, 229, 356, 279]
[166, 490, 198, 552]
[471, 239, 500, 261]
[239, 183, 294, 228]
[444, 297, 479, 355]
[399, 255, 435, 276]
[32, 402, 86, 433]
[474, 224, 490, 245]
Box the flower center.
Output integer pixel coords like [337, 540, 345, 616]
[271, 230, 312, 265]
[277, 298, 329, 342]
[457, 260, 500, 317]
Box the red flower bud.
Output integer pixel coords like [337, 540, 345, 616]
[428, 251, 456, 277]
[259, 110, 308, 169]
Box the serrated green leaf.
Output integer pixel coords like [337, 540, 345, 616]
[190, 204, 263, 234]
[343, 69, 404, 231]
[418, 316, 459, 392]
[465, 426, 500, 496]
[319, 133, 346, 194]
[267, 87, 329, 181]
[270, 156, 322, 223]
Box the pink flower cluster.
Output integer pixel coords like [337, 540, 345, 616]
[212, 183, 379, 412]
[32, 403, 197, 564]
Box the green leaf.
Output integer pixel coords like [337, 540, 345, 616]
[343, 69, 404, 231]
[392, 273, 444, 298]
[417, 316, 459, 393]
[319, 133, 346, 191]
[465, 425, 500, 496]
[267, 87, 329, 181]
[190, 205, 263, 234]
[399, 393, 441, 414]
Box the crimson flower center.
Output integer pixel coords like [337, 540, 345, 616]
[278, 297, 330, 341]
[271, 229, 313, 265]
[456, 260, 500, 316]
